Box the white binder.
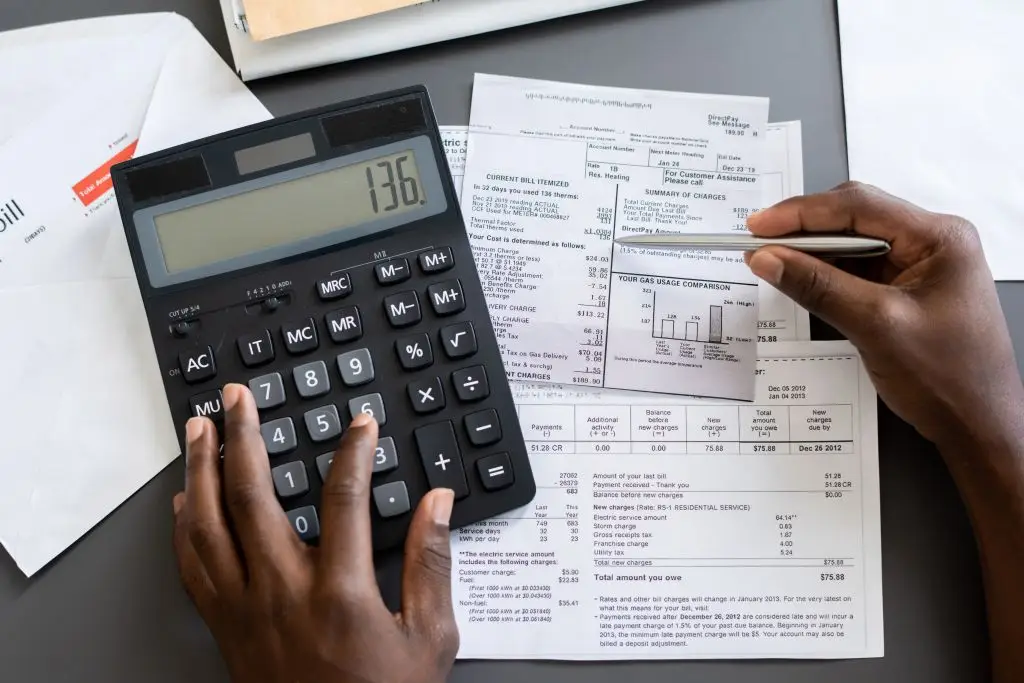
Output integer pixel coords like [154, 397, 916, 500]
[219, 0, 646, 81]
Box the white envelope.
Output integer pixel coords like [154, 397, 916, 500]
[0, 13, 271, 576]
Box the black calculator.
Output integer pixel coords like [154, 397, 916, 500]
[110, 87, 536, 552]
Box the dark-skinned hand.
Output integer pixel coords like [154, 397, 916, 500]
[172, 383, 459, 683]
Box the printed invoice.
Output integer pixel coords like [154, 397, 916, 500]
[451, 341, 883, 659]
[463, 75, 771, 401]
[442, 122, 809, 343]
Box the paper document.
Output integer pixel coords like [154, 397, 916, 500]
[462, 74, 771, 401]
[219, 0, 646, 81]
[239, 0, 428, 41]
[0, 13, 271, 576]
[442, 123, 809, 342]
[839, 0, 1024, 281]
[452, 341, 883, 659]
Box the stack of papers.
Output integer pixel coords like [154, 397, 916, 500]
[0, 12, 271, 577]
[440, 74, 883, 659]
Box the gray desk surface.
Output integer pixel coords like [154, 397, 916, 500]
[0, 0, 1010, 680]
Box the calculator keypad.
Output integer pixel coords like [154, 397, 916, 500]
[336, 349, 375, 386]
[304, 405, 342, 442]
[349, 393, 386, 426]
[293, 361, 331, 399]
[261, 417, 297, 455]
[163, 242, 532, 553]
[250, 373, 287, 410]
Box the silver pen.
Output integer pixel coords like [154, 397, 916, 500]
[613, 233, 891, 258]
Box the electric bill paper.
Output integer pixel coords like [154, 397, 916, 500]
[442, 122, 809, 344]
[464, 74, 771, 401]
[451, 341, 884, 659]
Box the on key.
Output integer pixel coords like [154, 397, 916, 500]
[179, 346, 216, 384]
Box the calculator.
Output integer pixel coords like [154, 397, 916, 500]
[111, 86, 536, 551]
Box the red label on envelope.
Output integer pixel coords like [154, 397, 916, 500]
[73, 140, 138, 207]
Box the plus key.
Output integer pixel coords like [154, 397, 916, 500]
[414, 420, 469, 499]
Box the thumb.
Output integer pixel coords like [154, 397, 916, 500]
[400, 488, 459, 643]
[748, 246, 885, 340]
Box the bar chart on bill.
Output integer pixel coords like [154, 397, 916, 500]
[651, 291, 727, 345]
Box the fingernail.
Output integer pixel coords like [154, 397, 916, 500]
[349, 412, 374, 429]
[748, 250, 785, 286]
[185, 417, 205, 445]
[172, 494, 185, 515]
[222, 384, 243, 411]
[430, 489, 455, 526]
[746, 209, 763, 225]
[742, 250, 753, 266]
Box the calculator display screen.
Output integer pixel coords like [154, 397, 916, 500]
[153, 150, 427, 275]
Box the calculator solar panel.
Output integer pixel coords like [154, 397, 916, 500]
[110, 87, 536, 551]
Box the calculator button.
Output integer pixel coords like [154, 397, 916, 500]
[477, 453, 515, 491]
[452, 365, 490, 402]
[374, 437, 399, 474]
[408, 377, 445, 414]
[271, 462, 310, 499]
[373, 481, 411, 519]
[304, 404, 342, 443]
[316, 452, 334, 482]
[375, 258, 411, 285]
[261, 417, 297, 455]
[249, 373, 287, 410]
[317, 273, 352, 301]
[293, 360, 331, 399]
[439, 321, 478, 359]
[418, 247, 454, 274]
[189, 389, 224, 422]
[384, 291, 421, 327]
[396, 333, 433, 370]
[237, 330, 274, 367]
[415, 421, 469, 499]
[464, 409, 502, 447]
[282, 318, 319, 355]
[336, 349, 375, 387]
[349, 393, 387, 426]
[325, 306, 363, 343]
[287, 506, 320, 542]
[428, 279, 466, 316]
[179, 346, 216, 384]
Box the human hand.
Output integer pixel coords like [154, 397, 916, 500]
[746, 182, 1023, 449]
[172, 383, 459, 683]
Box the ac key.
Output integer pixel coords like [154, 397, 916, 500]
[408, 377, 445, 414]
